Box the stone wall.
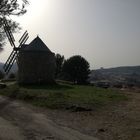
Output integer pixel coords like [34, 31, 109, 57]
[18, 51, 56, 84]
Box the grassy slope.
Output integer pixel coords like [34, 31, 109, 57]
[0, 83, 127, 110]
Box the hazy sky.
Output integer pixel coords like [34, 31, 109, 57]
[0, 0, 140, 69]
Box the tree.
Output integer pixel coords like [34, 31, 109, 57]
[62, 55, 90, 84]
[0, 0, 28, 50]
[55, 53, 65, 78]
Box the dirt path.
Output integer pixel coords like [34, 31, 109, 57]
[0, 96, 98, 140]
[0, 90, 139, 140]
[0, 117, 25, 140]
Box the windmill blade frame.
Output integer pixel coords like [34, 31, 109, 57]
[2, 17, 29, 74]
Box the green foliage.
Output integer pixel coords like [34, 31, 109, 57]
[55, 53, 65, 78]
[62, 55, 90, 84]
[0, 83, 127, 110]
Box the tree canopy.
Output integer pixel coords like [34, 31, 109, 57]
[0, 0, 28, 50]
[55, 53, 65, 78]
[0, 0, 28, 16]
[62, 55, 90, 84]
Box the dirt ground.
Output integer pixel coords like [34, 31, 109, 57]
[37, 89, 140, 140]
[0, 89, 140, 140]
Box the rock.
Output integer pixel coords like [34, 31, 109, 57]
[66, 105, 92, 112]
[98, 128, 106, 132]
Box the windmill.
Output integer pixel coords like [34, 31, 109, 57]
[2, 18, 29, 74]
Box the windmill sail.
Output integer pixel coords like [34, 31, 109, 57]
[3, 18, 29, 74]
[3, 50, 17, 74]
[3, 19, 16, 48]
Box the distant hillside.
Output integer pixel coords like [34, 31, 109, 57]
[0, 62, 3, 70]
[0, 62, 18, 73]
[89, 66, 140, 87]
[98, 66, 140, 75]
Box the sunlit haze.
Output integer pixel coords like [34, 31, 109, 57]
[0, 0, 140, 69]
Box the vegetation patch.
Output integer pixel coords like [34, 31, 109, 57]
[0, 83, 127, 110]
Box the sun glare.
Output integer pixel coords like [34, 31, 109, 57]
[28, 0, 48, 17]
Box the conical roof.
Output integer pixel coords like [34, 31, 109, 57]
[23, 36, 51, 52]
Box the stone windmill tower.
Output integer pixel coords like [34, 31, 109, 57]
[18, 36, 56, 84]
[3, 18, 56, 84]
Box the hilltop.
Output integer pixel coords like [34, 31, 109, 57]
[89, 66, 140, 87]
